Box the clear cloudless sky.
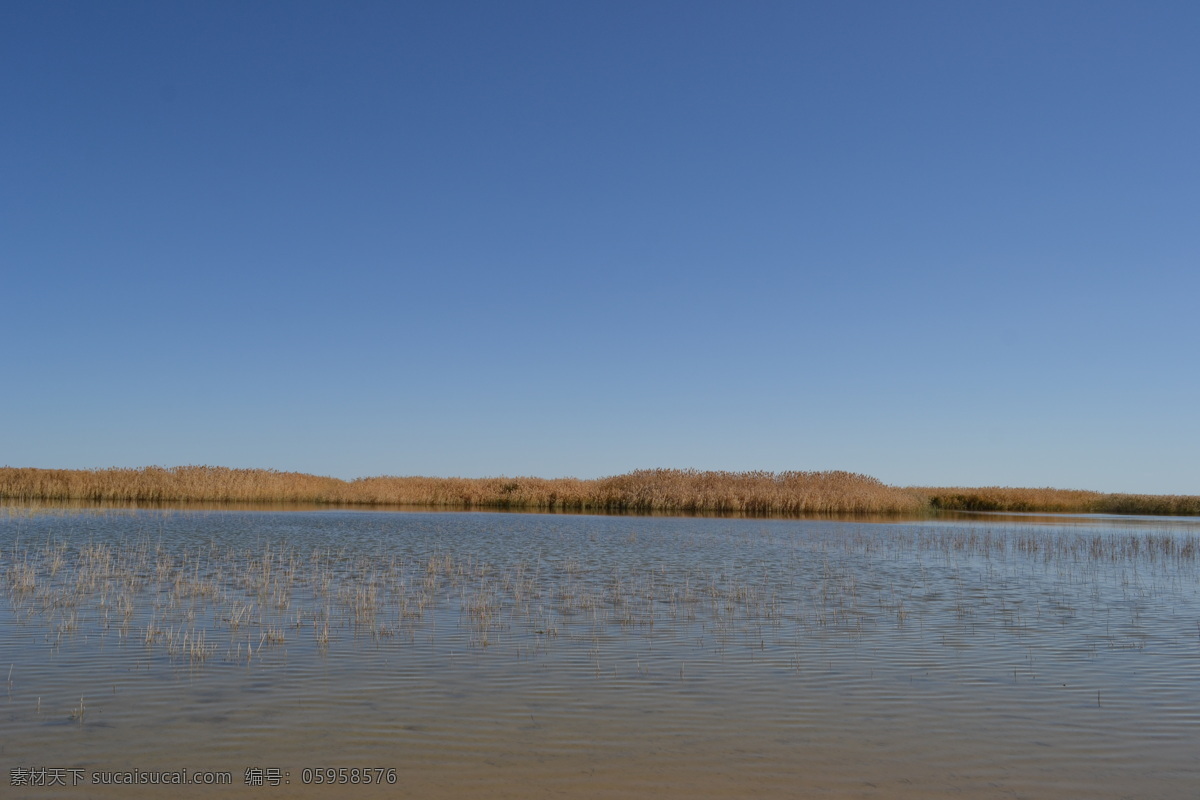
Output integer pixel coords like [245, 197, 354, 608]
[3, 1, 1197, 493]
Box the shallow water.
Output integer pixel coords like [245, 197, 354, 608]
[2, 509, 1198, 798]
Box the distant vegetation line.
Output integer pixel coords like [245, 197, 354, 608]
[909, 486, 1200, 516]
[0, 466, 1196, 516]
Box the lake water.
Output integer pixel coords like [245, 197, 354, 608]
[2, 508, 1197, 798]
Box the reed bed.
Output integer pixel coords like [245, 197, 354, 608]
[910, 486, 1200, 516]
[0, 467, 925, 515]
[1, 467, 1196, 516]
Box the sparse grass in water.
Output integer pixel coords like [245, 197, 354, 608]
[4, 520, 1196, 683]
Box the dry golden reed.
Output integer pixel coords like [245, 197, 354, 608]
[909, 485, 1200, 516]
[0, 466, 1195, 516]
[0, 466, 923, 514]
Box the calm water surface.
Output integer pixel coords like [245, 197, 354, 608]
[2, 509, 1197, 798]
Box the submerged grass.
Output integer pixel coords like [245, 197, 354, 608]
[0, 466, 1195, 516]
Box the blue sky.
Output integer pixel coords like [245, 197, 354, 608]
[3, 1, 1197, 493]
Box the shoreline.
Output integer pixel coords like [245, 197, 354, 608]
[1, 466, 1196, 517]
